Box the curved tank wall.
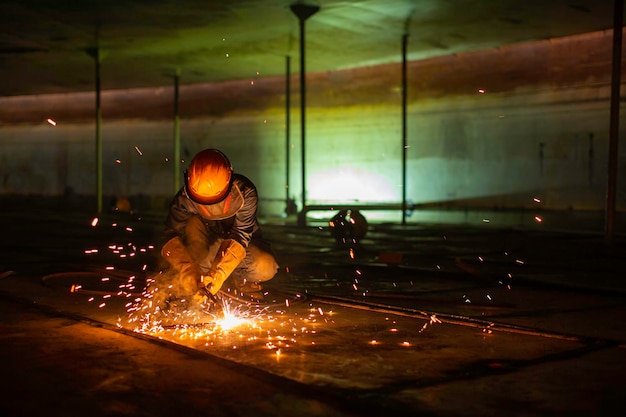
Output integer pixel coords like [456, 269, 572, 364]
[0, 30, 624, 228]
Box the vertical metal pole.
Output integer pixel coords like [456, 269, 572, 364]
[605, 0, 623, 246]
[291, 3, 319, 227]
[401, 33, 408, 225]
[298, 18, 307, 224]
[86, 46, 103, 212]
[95, 48, 103, 213]
[286, 55, 291, 211]
[173, 70, 181, 194]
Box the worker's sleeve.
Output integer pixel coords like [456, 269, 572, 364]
[163, 189, 197, 242]
[227, 182, 258, 248]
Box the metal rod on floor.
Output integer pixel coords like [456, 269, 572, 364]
[605, 0, 623, 246]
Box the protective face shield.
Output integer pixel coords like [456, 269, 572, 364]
[184, 149, 233, 205]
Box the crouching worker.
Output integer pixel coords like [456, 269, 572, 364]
[159, 148, 279, 308]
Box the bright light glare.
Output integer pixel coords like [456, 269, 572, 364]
[216, 310, 248, 330]
[308, 167, 397, 203]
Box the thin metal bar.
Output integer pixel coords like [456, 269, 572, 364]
[95, 48, 102, 213]
[286, 55, 291, 212]
[173, 71, 181, 194]
[401, 33, 408, 225]
[299, 19, 307, 224]
[605, 0, 623, 246]
[290, 3, 319, 227]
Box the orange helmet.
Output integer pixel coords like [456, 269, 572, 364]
[184, 149, 233, 204]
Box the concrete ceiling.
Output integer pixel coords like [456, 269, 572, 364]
[0, 0, 619, 97]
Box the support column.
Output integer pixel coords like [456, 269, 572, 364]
[285, 55, 294, 215]
[605, 0, 623, 246]
[86, 47, 103, 213]
[173, 69, 181, 194]
[401, 32, 408, 225]
[290, 2, 320, 227]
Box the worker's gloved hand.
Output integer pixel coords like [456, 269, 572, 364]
[202, 239, 246, 295]
[161, 236, 203, 295]
[193, 286, 224, 314]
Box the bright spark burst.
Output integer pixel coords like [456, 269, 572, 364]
[214, 301, 257, 331]
[78, 217, 453, 364]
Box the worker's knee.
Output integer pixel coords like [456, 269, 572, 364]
[243, 244, 279, 283]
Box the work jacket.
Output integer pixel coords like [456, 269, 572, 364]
[163, 173, 260, 248]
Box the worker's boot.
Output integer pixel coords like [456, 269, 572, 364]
[234, 280, 263, 292]
[235, 282, 265, 301]
[232, 275, 265, 301]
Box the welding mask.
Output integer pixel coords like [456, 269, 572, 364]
[184, 149, 233, 205]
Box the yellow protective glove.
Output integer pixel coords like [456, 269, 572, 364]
[203, 239, 246, 295]
[160, 236, 202, 295]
